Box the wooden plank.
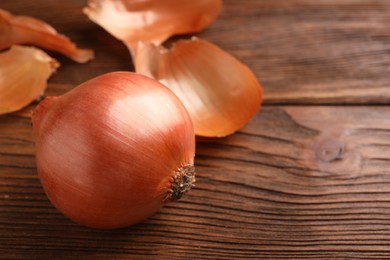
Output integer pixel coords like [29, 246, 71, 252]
[1, 106, 390, 259]
[1, 0, 390, 259]
[1, 0, 389, 105]
[205, 0, 390, 104]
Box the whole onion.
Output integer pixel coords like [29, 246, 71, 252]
[32, 72, 196, 229]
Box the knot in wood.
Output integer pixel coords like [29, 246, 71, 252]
[314, 138, 344, 163]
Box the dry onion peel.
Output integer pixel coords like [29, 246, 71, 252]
[0, 9, 93, 63]
[135, 37, 263, 137]
[0, 45, 59, 115]
[83, 0, 222, 55]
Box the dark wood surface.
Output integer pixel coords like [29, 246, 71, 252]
[1, 0, 390, 259]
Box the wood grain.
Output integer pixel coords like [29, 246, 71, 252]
[1, 0, 390, 259]
[204, 0, 390, 104]
[2, 106, 390, 259]
[2, 0, 390, 104]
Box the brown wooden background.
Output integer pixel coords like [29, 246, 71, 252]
[1, 0, 390, 259]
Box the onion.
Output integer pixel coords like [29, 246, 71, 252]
[31, 72, 196, 229]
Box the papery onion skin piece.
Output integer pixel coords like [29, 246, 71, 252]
[83, 0, 222, 54]
[0, 9, 93, 63]
[135, 37, 263, 137]
[31, 72, 196, 229]
[0, 45, 59, 115]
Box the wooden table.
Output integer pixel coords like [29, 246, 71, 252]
[1, 0, 390, 259]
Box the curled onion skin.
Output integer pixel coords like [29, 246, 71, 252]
[0, 45, 59, 115]
[135, 38, 263, 137]
[32, 72, 195, 229]
[83, 0, 222, 54]
[0, 9, 93, 63]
